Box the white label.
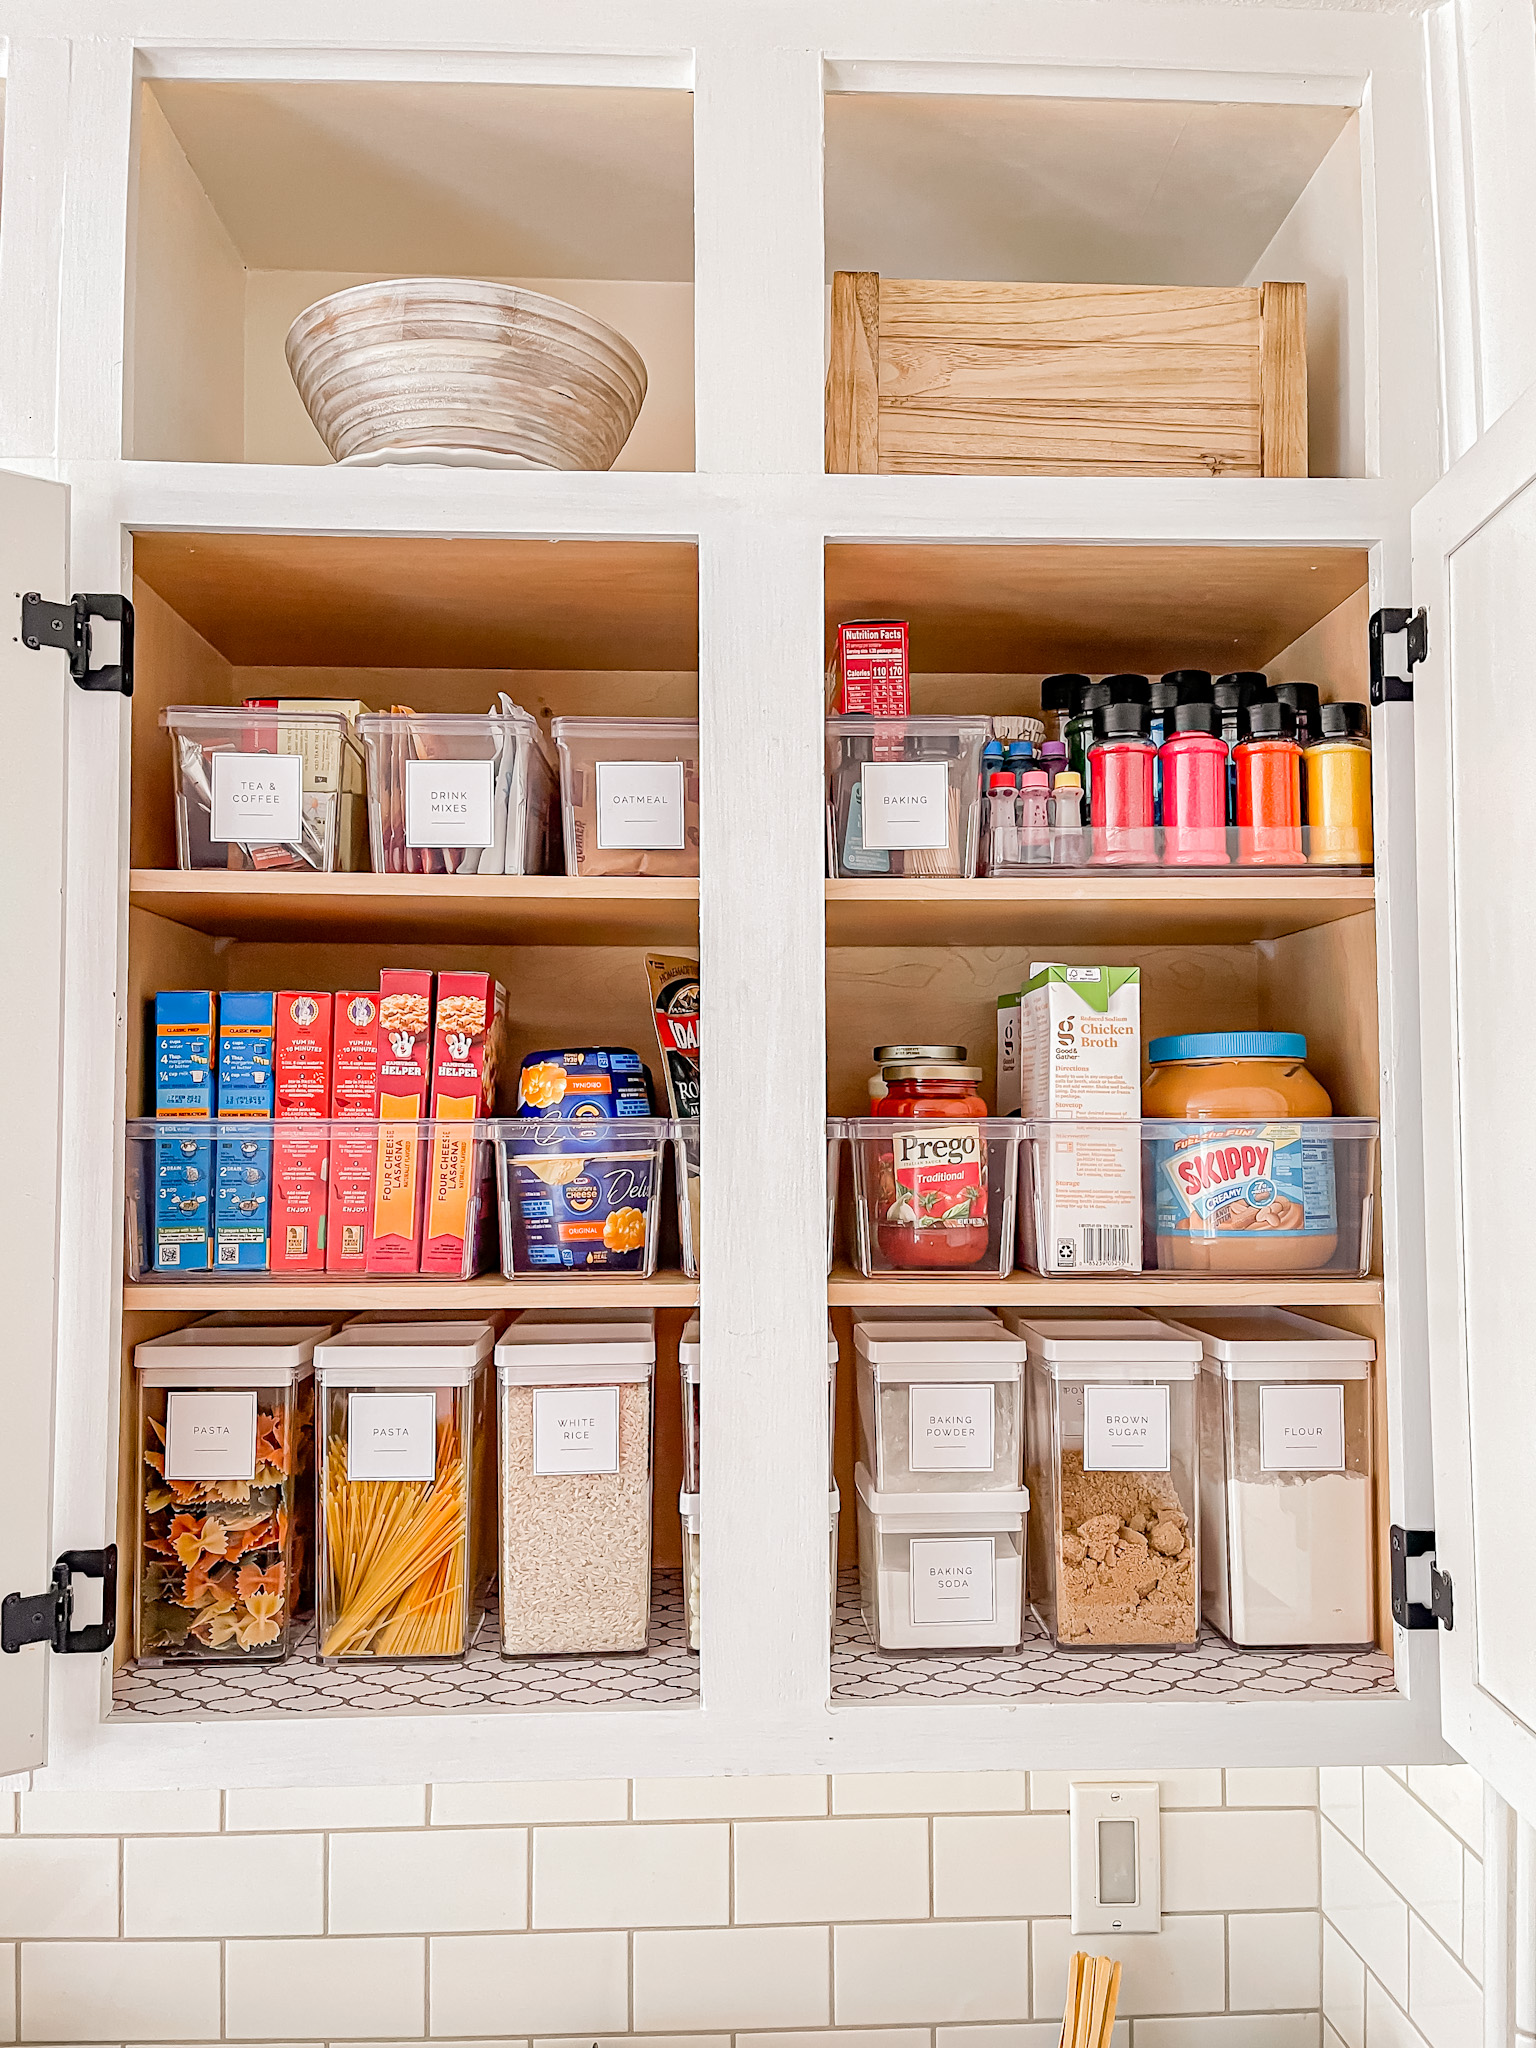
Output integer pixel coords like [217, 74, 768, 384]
[909, 1536, 997, 1626]
[346, 1391, 437, 1483]
[211, 751, 302, 842]
[860, 762, 951, 849]
[1059, 1380, 1086, 1441]
[1084, 1385, 1171, 1472]
[405, 758, 494, 847]
[533, 1385, 621, 1476]
[164, 1390, 257, 1482]
[1260, 1383, 1346, 1472]
[595, 759, 686, 848]
[907, 1384, 995, 1472]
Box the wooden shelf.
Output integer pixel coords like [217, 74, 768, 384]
[827, 1264, 1382, 1307]
[124, 1272, 698, 1311]
[826, 874, 1373, 947]
[129, 870, 700, 947]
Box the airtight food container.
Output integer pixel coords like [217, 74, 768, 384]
[1020, 1318, 1202, 1649]
[494, 1118, 668, 1277]
[854, 1315, 1024, 1495]
[854, 1464, 1029, 1650]
[679, 1316, 837, 1494]
[1169, 1309, 1376, 1647]
[313, 1322, 496, 1660]
[161, 706, 361, 873]
[826, 716, 990, 879]
[552, 717, 701, 878]
[674, 1120, 843, 1278]
[847, 1117, 1023, 1277]
[496, 1311, 656, 1656]
[682, 1485, 839, 1653]
[357, 708, 557, 877]
[134, 1325, 327, 1664]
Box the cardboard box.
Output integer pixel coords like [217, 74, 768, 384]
[153, 990, 216, 1272]
[327, 991, 379, 1273]
[215, 991, 275, 1270]
[422, 972, 509, 1276]
[368, 970, 434, 1273]
[827, 621, 910, 718]
[242, 696, 367, 870]
[271, 991, 332, 1273]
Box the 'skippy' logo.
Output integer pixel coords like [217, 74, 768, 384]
[894, 1130, 979, 1168]
[1175, 1141, 1272, 1197]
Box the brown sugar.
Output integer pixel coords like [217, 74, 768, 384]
[1056, 1449, 1197, 1645]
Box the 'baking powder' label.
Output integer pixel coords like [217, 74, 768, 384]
[1259, 1383, 1346, 1471]
[1154, 1122, 1337, 1244]
[405, 759, 494, 847]
[533, 1385, 621, 1476]
[886, 1125, 988, 1237]
[346, 1391, 437, 1483]
[1084, 1385, 1171, 1472]
[908, 1384, 995, 1472]
[859, 762, 951, 849]
[596, 759, 686, 848]
[211, 752, 302, 842]
[164, 1390, 257, 1482]
[909, 1536, 996, 1626]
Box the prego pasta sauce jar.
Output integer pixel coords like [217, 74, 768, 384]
[873, 1066, 991, 1269]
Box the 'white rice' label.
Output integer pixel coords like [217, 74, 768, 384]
[533, 1385, 621, 1476]
[909, 1536, 997, 1626]
[165, 1390, 257, 1482]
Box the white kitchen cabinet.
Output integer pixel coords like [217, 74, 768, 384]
[0, 0, 1512, 1800]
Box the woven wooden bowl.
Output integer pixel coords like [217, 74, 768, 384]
[285, 279, 649, 470]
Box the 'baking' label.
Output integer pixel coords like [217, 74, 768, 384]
[908, 1536, 997, 1626]
[533, 1385, 621, 1476]
[859, 762, 951, 849]
[405, 759, 494, 847]
[211, 752, 302, 842]
[1259, 1383, 1346, 1471]
[596, 759, 686, 849]
[888, 1125, 987, 1236]
[1154, 1122, 1337, 1242]
[1084, 1385, 1171, 1472]
[164, 1389, 257, 1482]
[908, 1384, 995, 1471]
[346, 1391, 437, 1483]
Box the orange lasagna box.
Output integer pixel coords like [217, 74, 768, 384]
[326, 991, 379, 1272]
[422, 972, 509, 1276]
[271, 992, 332, 1272]
[368, 970, 434, 1273]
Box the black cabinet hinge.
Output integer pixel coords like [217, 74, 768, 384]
[19, 591, 134, 697]
[1, 1546, 117, 1656]
[1369, 606, 1427, 707]
[1390, 1525, 1453, 1632]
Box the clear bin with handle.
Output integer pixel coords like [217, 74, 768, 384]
[357, 708, 557, 875]
[552, 717, 701, 877]
[161, 705, 362, 872]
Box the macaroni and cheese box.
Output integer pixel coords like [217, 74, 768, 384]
[327, 991, 379, 1273]
[271, 991, 332, 1273]
[422, 972, 507, 1277]
[215, 991, 275, 1270]
[515, 1047, 654, 1120]
[153, 990, 216, 1271]
[368, 970, 434, 1273]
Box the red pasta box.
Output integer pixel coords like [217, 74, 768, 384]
[422, 972, 509, 1276]
[368, 970, 434, 1273]
[326, 991, 379, 1272]
[829, 621, 909, 718]
[271, 992, 332, 1272]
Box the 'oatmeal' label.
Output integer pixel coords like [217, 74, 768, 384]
[533, 1385, 621, 1476]
[347, 1392, 437, 1483]
[859, 762, 951, 849]
[909, 1536, 996, 1626]
[211, 752, 302, 842]
[1083, 1385, 1171, 1472]
[1259, 1383, 1346, 1471]
[908, 1384, 995, 1472]
[888, 1125, 987, 1236]
[165, 1390, 257, 1482]
[596, 759, 686, 849]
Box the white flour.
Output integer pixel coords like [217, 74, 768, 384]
[1227, 1470, 1373, 1644]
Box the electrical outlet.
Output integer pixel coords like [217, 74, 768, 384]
[1069, 1781, 1161, 1934]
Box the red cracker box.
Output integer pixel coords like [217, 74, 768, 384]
[271, 992, 332, 1273]
[326, 991, 379, 1273]
[422, 972, 509, 1276]
[828, 621, 910, 718]
[368, 970, 434, 1273]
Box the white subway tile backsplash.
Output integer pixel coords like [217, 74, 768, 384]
[1029, 1772, 1223, 1811]
[1163, 1810, 1318, 1912]
[744, 2033, 930, 2048]
[1407, 1917, 1481, 2048]
[835, 1921, 1031, 2026]
[21, 1786, 221, 1834]
[634, 1926, 830, 2030]
[1228, 1913, 1320, 2012]
[736, 1817, 929, 1924]
[21, 1939, 221, 2041]
[0, 1837, 117, 1937]
[224, 1784, 426, 1832]
[932, 1816, 1070, 1921]
[225, 1935, 424, 2039]
[1405, 1767, 1483, 1854]
[431, 1780, 628, 1826]
[1322, 1823, 1408, 2003]
[937, 2026, 1128, 2047]
[1225, 1769, 1320, 1808]
[1318, 1770, 1363, 1852]
[1131, 2021, 1321, 2046]
[534, 1822, 727, 1928]
[633, 1776, 826, 1820]
[431, 1932, 628, 2035]
[537, 2037, 725, 2048]
[1321, 1923, 1364, 2048]
[834, 1775, 1028, 1816]
[126, 1831, 323, 1936]
[1033, 1916, 1226, 2018]
[1362, 1770, 1462, 1949]
[1364, 1974, 1431, 2048]
[330, 1826, 527, 1934]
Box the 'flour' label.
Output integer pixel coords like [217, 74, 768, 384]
[859, 762, 951, 849]
[908, 1384, 995, 1472]
[405, 759, 494, 847]
[596, 759, 686, 849]
[347, 1391, 437, 1483]
[1259, 1383, 1346, 1471]
[909, 1536, 997, 1626]
[164, 1389, 258, 1482]
[1084, 1385, 1171, 1472]
[533, 1385, 621, 1476]
[211, 752, 302, 842]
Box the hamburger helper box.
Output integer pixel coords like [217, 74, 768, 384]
[214, 991, 275, 1270]
[422, 972, 509, 1276]
[999, 964, 1141, 1276]
[270, 992, 332, 1273]
[368, 970, 434, 1273]
[327, 992, 379, 1272]
[154, 990, 216, 1271]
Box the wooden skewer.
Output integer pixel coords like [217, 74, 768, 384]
[1084, 1956, 1113, 2047]
[1058, 1952, 1084, 2048]
[1100, 1961, 1123, 2046]
[1072, 1955, 1095, 2048]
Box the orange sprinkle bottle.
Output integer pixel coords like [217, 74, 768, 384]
[1233, 697, 1304, 865]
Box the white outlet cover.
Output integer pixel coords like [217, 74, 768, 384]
[1069, 1781, 1161, 1934]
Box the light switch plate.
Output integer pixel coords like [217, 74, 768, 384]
[1069, 1781, 1161, 1933]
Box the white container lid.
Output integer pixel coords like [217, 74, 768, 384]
[1018, 1317, 1201, 1380]
[854, 1462, 1029, 1524]
[1166, 1308, 1375, 1380]
[855, 1319, 1025, 1384]
[497, 1310, 656, 1384]
[552, 716, 700, 744]
[315, 1321, 495, 1387]
[856, 1304, 1000, 1324]
[680, 1316, 836, 1376]
[135, 1324, 328, 1387]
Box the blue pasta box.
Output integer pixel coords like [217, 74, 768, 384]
[215, 991, 275, 1270]
[153, 991, 215, 1272]
[515, 1046, 654, 1121]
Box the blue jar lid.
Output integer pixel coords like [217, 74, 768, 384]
[1147, 1030, 1307, 1064]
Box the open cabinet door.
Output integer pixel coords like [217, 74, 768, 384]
[1416, 378, 1536, 1823]
[0, 470, 71, 1774]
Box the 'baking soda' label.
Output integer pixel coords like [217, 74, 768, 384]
[1084, 1385, 1171, 1472]
[859, 761, 950, 849]
[908, 1384, 995, 1471]
[165, 1390, 257, 1481]
[1155, 1122, 1337, 1242]
[211, 752, 302, 842]
[887, 1125, 987, 1235]
[1260, 1383, 1346, 1471]
[533, 1385, 621, 1476]
[346, 1392, 437, 1483]
[909, 1536, 997, 1626]
[405, 759, 494, 847]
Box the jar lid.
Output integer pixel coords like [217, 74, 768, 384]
[1103, 672, 1151, 704]
[1239, 696, 1295, 741]
[1093, 700, 1150, 742]
[1162, 669, 1213, 701]
[1318, 701, 1370, 740]
[1040, 674, 1089, 709]
[1147, 1030, 1308, 1063]
[874, 1044, 966, 1064]
[1169, 700, 1220, 736]
[1074, 679, 1111, 714]
[1274, 680, 1321, 719]
[1214, 672, 1270, 710]
[881, 1063, 983, 1083]
[988, 771, 1017, 789]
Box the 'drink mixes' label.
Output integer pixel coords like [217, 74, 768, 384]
[1154, 1122, 1337, 1243]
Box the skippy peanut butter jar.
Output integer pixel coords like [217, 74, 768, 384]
[1143, 1032, 1340, 1273]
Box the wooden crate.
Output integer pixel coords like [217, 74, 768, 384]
[825, 273, 1307, 477]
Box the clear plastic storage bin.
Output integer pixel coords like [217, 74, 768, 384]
[674, 1120, 843, 1278]
[681, 1485, 839, 1653]
[494, 1118, 668, 1277]
[678, 1316, 837, 1494]
[313, 1322, 496, 1660]
[847, 1117, 1022, 1277]
[134, 1324, 326, 1663]
[1172, 1309, 1377, 1647]
[552, 717, 701, 877]
[855, 1315, 1024, 1495]
[1021, 1318, 1202, 1648]
[826, 716, 989, 880]
[357, 709, 557, 876]
[496, 1311, 656, 1656]
[161, 705, 362, 873]
[854, 1463, 1029, 1650]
